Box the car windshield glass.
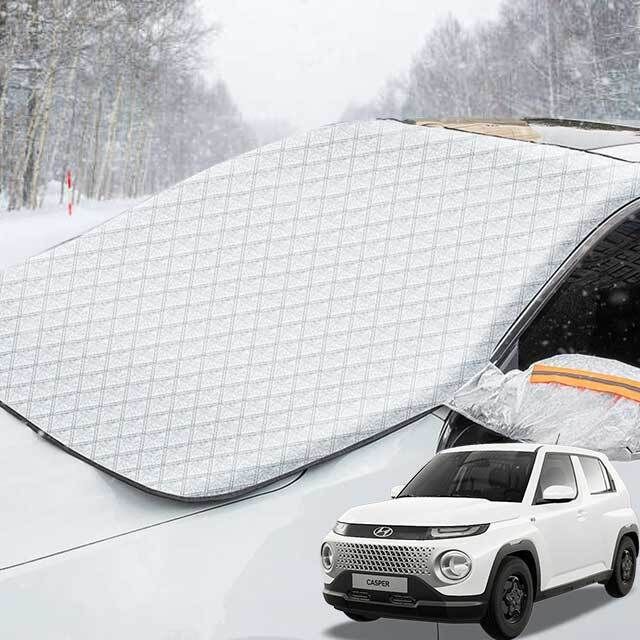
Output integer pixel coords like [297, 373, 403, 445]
[399, 450, 536, 503]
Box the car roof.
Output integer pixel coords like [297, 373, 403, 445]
[439, 442, 609, 459]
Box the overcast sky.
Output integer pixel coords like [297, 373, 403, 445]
[199, 0, 502, 132]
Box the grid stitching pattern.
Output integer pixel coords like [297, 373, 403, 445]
[0, 120, 639, 499]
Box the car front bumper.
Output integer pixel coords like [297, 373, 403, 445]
[323, 572, 487, 623]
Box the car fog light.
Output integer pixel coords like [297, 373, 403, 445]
[438, 550, 471, 581]
[321, 543, 334, 572]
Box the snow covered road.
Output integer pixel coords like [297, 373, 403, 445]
[0, 184, 141, 269]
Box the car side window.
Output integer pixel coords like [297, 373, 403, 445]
[579, 456, 615, 494]
[534, 453, 578, 504]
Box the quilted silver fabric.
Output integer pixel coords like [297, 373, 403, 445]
[1, 120, 640, 500]
[446, 355, 640, 459]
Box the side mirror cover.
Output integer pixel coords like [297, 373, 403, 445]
[391, 485, 403, 499]
[541, 484, 575, 502]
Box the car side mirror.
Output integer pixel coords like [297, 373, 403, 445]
[391, 485, 403, 499]
[541, 485, 575, 503]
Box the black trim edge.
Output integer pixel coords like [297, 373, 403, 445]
[335, 522, 490, 540]
[610, 524, 639, 567]
[323, 588, 486, 623]
[537, 570, 612, 601]
[0, 398, 437, 503]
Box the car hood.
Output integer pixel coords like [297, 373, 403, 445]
[340, 497, 522, 527]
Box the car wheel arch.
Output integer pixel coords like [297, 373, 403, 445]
[612, 525, 639, 567]
[628, 532, 639, 555]
[485, 541, 541, 600]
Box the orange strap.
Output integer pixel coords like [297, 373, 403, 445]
[530, 363, 640, 403]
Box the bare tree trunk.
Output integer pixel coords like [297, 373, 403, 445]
[48, 44, 80, 199]
[87, 91, 103, 199]
[0, 31, 17, 191]
[543, 0, 558, 117]
[585, 1, 607, 118]
[13, 89, 40, 209]
[120, 89, 137, 199]
[19, 0, 41, 209]
[131, 116, 152, 197]
[73, 89, 92, 206]
[28, 81, 53, 208]
[29, 42, 62, 208]
[96, 75, 123, 200]
[140, 124, 153, 196]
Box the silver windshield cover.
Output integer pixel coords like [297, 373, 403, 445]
[1, 120, 639, 499]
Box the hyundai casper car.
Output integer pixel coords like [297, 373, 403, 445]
[322, 443, 639, 639]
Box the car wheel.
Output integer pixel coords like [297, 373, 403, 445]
[343, 611, 379, 622]
[481, 557, 534, 640]
[605, 536, 637, 598]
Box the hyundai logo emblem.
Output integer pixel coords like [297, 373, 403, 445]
[373, 526, 394, 538]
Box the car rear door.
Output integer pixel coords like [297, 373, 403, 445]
[575, 455, 619, 573]
[531, 452, 594, 590]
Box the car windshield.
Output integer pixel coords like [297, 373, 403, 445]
[399, 450, 536, 503]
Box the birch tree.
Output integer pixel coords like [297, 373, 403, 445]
[0, 0, 254, 211]
[349, 0, 640, 125]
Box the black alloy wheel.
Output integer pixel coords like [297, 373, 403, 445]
[502, 574, 528, 623]
[481, 556, 534, 640]
[605, 535, 637, 598]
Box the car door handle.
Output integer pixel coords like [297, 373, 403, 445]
[577, 509, 587, 521]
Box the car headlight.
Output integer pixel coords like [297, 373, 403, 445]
[437, 550, 472, 581]
[321, 543, 334, 572]
[333, 521, 348, 535]
[429, 524, 489, 539]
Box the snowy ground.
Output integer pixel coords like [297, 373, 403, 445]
[0, 192, 638, 639]
[0, 182, 143, 269]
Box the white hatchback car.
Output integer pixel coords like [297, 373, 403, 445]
[321, 444, 639, 639]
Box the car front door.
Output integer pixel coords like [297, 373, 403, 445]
[531, 452, 593, 591]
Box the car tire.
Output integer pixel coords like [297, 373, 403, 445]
[343, 611, 379, 622]
[481, 556, 534, 640]
[605, 536, 637, 598]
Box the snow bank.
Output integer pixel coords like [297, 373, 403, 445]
[0, 181, 143, 270]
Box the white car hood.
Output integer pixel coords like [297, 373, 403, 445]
[341, 496, 522, 527]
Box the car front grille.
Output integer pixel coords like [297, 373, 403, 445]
[334, 541, 435, 576]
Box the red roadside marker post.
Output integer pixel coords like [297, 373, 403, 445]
[66, 170, 73, 216]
